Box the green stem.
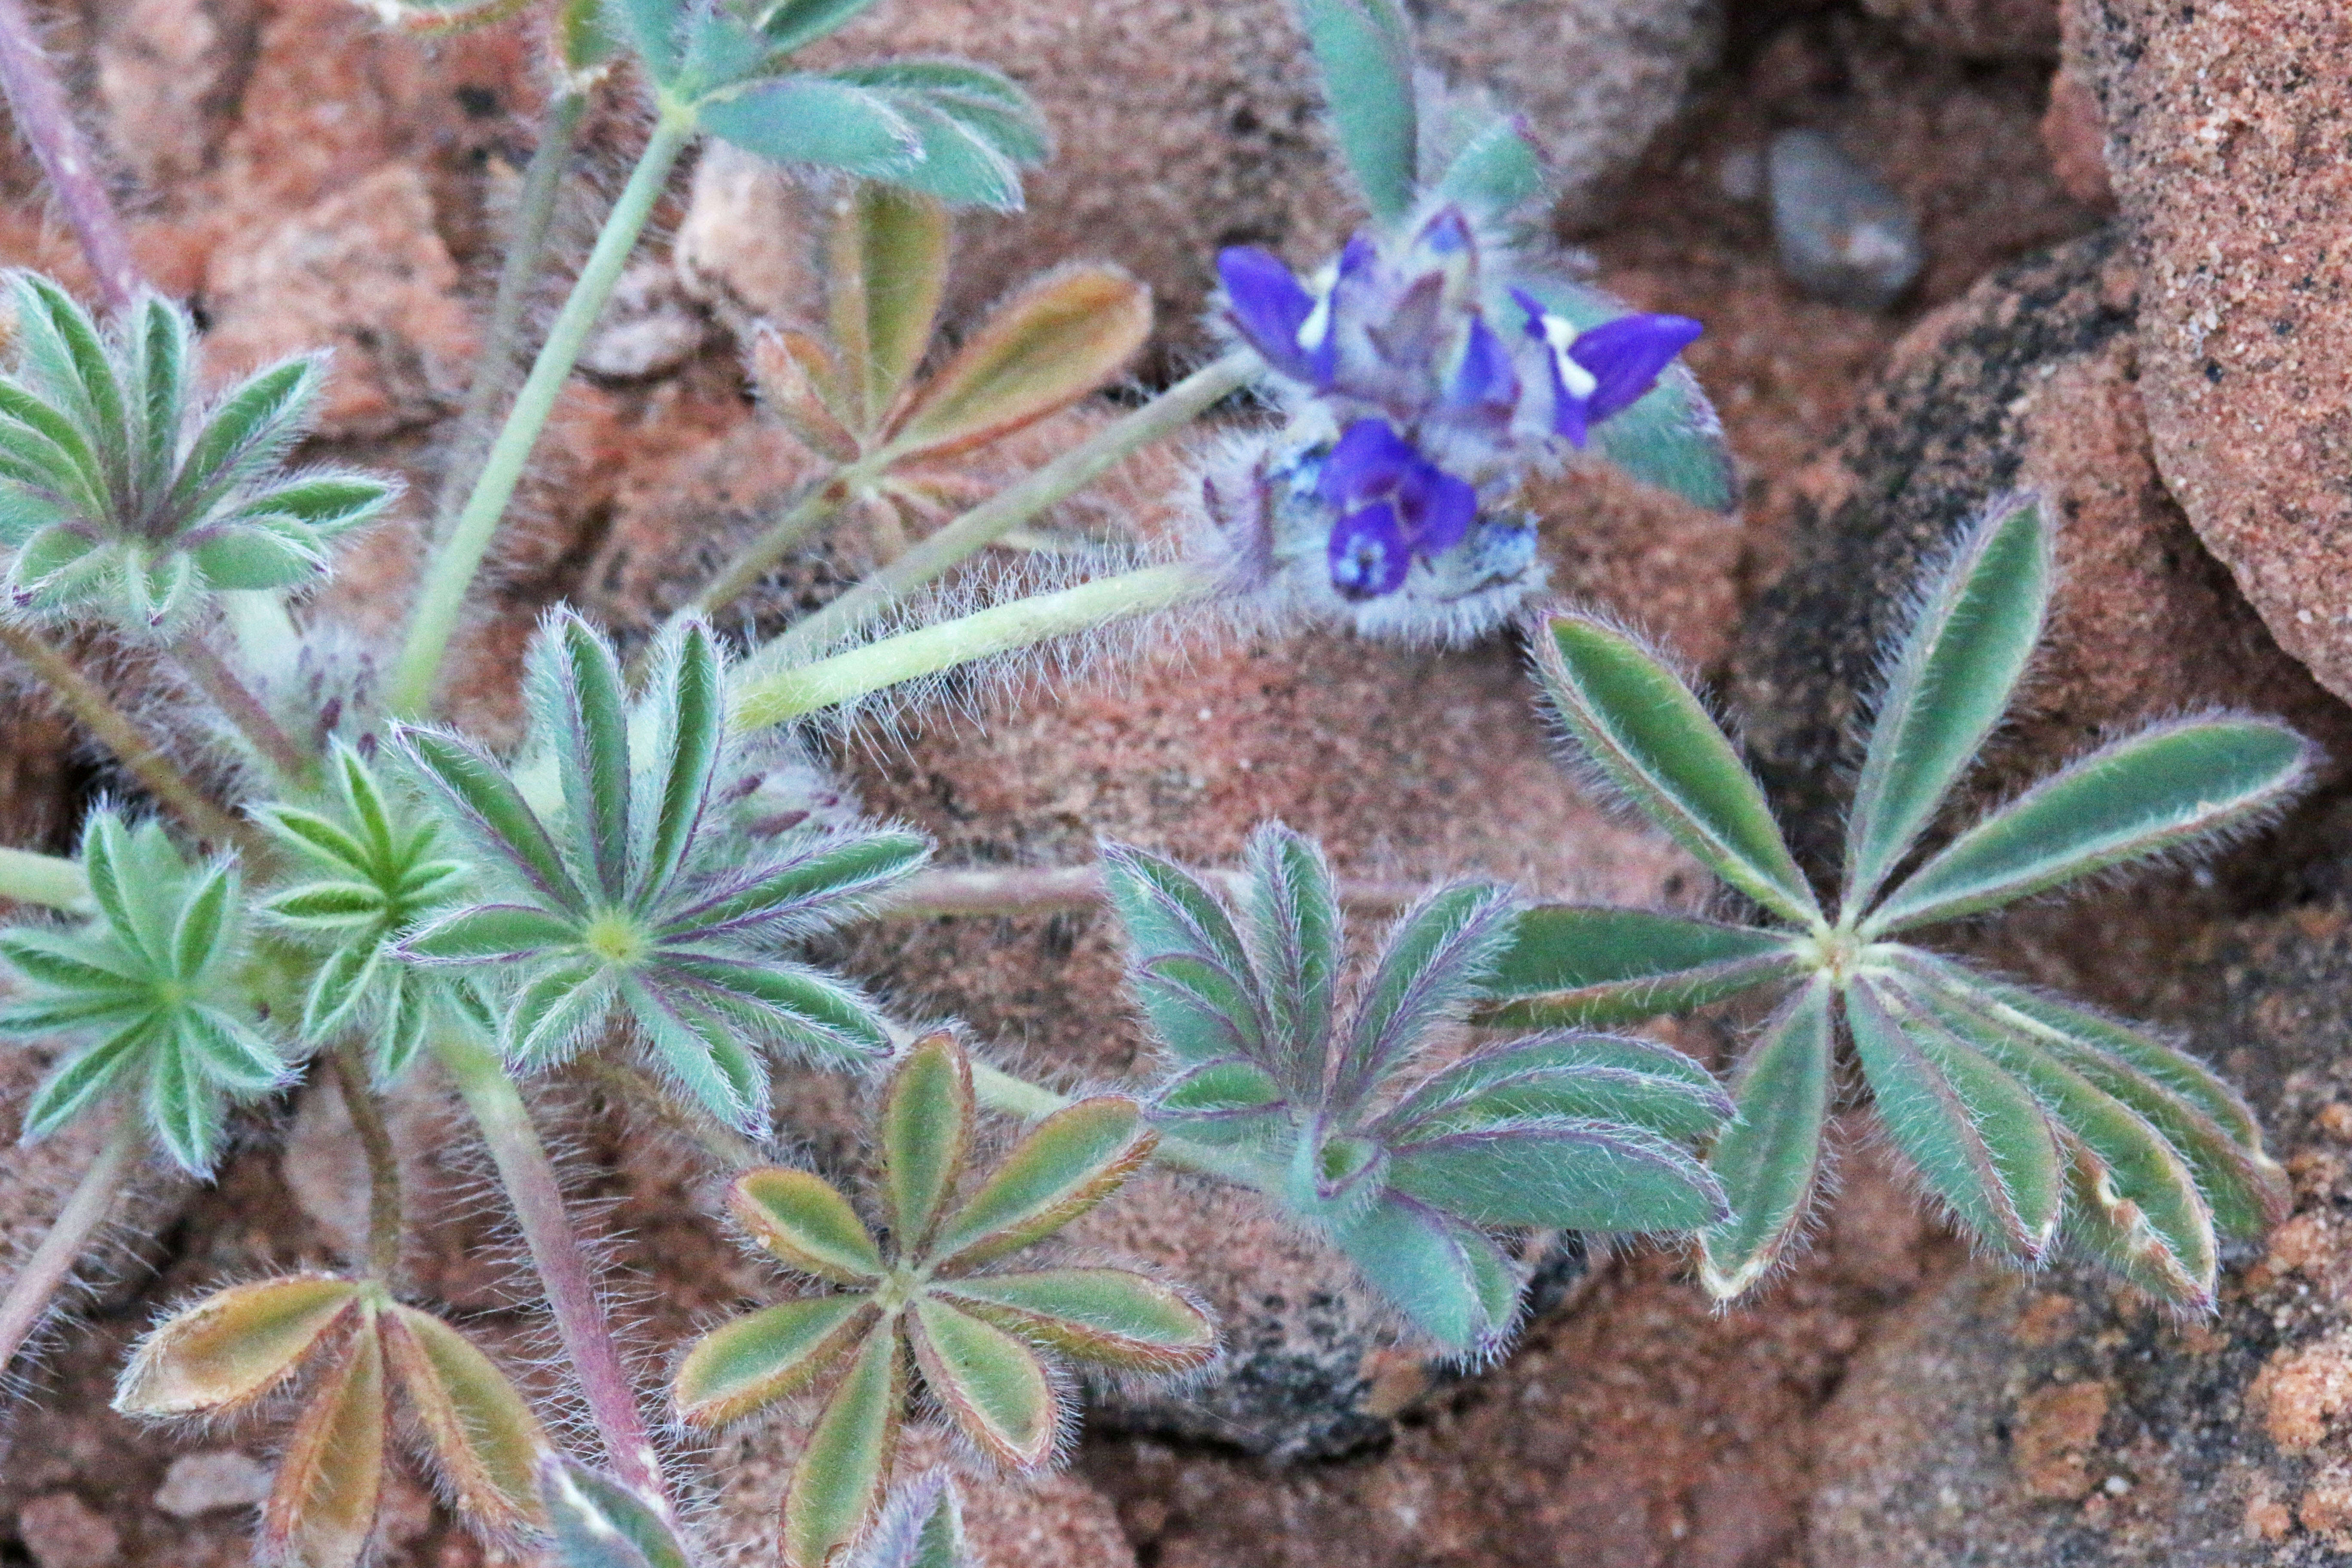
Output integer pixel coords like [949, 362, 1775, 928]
[438, 1031, 674, 1516]
[729, 560, 1214, 733]
[389, 110, 695, 719]
[0, 0, 141, 314]
[743, 352, 1252, 677]
[968, 1061, 1265, 1186]
[427, 86, 592, 546]
[172, 633, 315, 787]
[0, 620, 262, 857]
[326, 1043, 403, 1284]
[668, 468, 854, 630]
[0, 1111, 138, 1386]
[0, 845, 87, 911]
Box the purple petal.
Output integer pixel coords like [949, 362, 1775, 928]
[1509, 287, 1550, 340]
[1571, 313, 1704, 424]
[1552, 364, 1590, 448]
[1398, 466, 1479, 556]
[1446, 313, 1519, 413]
[1328, 503, 1411, 600]
[1317, 419, 1418, 511]
[1217, 247, 1319, 381]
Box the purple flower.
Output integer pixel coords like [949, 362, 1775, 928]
[1317, 419, 1477, 600]
[1218, 247, 1326, 385]
[1513, 290, 1703, 448]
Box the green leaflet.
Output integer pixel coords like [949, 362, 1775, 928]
[1292, 0, 1419, 224]
[114, 1274, 361, 1416]
[1332, 1194, 1519, 1353]
[756, 0, 885, 53]
[939, 1268, 1216, 1372]
[699, 77, 924, 181]
[780, 1318, 903, 1568]
[541, 1457, 695, 1568]
[908, 1297, 1058, 1467]
[1536, 616, 1819, 927]
[1387, 1120, 1726, 1232]
[1333, 880, 1514, 1111]
[1844, 495, 2050, 910]
[1850, 979, 2061, 1262]
[1867, 718, 2314, 934]
[881, 1032, 971, 1249]
[1699, 982, 1834, 1301]
[732, 1167, 888, 1283]
[672, 1296, 874, 1427]
[1431, 113, 1546, 218]
[931, 1097, 1153, 1268]
[1479, 905, 1797, 1027]
[379, 1305, 549, 1533]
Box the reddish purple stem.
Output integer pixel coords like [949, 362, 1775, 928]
[0, 0, 140, 312]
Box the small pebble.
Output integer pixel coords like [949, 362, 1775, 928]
[1767, 128, 1923, 311]
[153, 1450, 274, 1519]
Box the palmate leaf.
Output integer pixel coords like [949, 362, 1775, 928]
[1535, 616, 1820, 927]
[1865, 717, 2313, 934]
[398, 615, 915, 1124]
[698, 76, 923, 181]
[1479, 905, 1798, 1028]
[824, 61, 1050, 213]
[1844, 494, 2049, 910]
[1107, 824, 1732, 1353]
[846, 1470, 967, 1568]
[677, 1032, 1207, 1538]
[756, 0, 883, 52]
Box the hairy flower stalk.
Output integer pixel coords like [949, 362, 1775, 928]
[0, 1110, 137, 1384]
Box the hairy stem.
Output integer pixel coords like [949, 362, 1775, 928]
[437, 1030, 673, 1517]
[669, 468, 854, 631]
[0, 845, 86, 911]
[427, 85, 592, 545]
[743, 352, 1253, 677]
[172, 634, 314, 787]
[0, 1111, 137, 1385]
[878, 863, 1424, 920]
[0, 621, 262, 856]
[968, 1061, 1262, 1186]
[326, 1043, 403, 1284]
[390, 111, 695, 719]
[0, 0, 139, 313]
[729, 560, 1215, 732]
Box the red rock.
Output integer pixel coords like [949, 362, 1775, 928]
[201, 162, 478, 439]
[2066, 0, 2352, 703]
[1859, 0, 2060, 60]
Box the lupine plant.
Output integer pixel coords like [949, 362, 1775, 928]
[1103, 823, 1733, 1354]
[674, 1031, 1213, 1565]
[0, 0, 2304, 1560]
[1486, 495, 2309, 1308]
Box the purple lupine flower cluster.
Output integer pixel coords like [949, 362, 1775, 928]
[1207, 203, 1701, 629]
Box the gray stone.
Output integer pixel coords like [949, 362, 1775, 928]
[150, 1451, 271, 1519]
[1767, 128, 1923, 310]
